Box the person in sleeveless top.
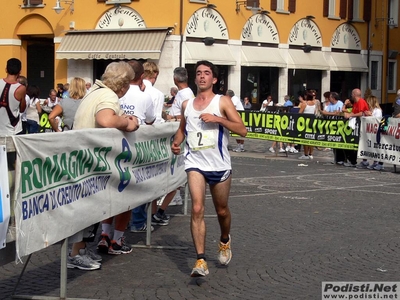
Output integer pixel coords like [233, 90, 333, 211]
[298, 90, 319, 159]
[171, 60, 247, 277]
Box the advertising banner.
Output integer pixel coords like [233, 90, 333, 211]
[12, 123, 185, 258]
[0, 145, 11, 250]
[233, 111, 359, 150]
[358, 116, 400, 165]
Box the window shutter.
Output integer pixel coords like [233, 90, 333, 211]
[323, 0, 329, 17]
[363, 0, 371, 22]
[271, 0, 277, 11]
[288, 0, 296, 13]
[347, 0, 354, 21]
[24, 0, 43, 4]
[340, 0, 347, 19]
[246, 0, 260, 7]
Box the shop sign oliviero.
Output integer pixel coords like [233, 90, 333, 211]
[96, 6, 145, 29]
[331, 24, 361, 49]
[241, 15, 279, 43]
[288, 19, 322, 46]
[186, 8, 228, 39]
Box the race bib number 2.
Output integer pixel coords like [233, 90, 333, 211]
[187, 130, 215, 151]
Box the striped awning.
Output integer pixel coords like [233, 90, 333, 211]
[56, 28, 170, 60]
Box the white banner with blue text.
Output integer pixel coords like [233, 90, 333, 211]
[12, 123, 185, 258]
[0, 145, 11, 250]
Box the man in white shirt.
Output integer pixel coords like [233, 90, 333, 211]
[142, 62, 165, 124]
[120, 61, 155, 125]
[119, 60, 156, 233]
[168, 67, 194, 120]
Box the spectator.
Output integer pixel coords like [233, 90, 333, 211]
[0, 58, 26, 176]
[171, 60, 247, 277]
[143, 62, 165, 124]
[17, 75, 29, 134]
[168, 67, 194, 120]
[25, 85, 42, 134]
[283, 95, 293, 107]
[392, 89, 400, 118]
[243, 96, 252, 110]
[361, 95, 384, 170]
[322, 92, 345, 164]
[226, 89, 245, 152]
[259, 100, 268, 112]
[343, 88, 369, 167]
[165, 86, 178, 108]
[298, 90, 318, 159]
[48, 77, 86, 132]
[322, 91, 331, 111]
[72, 61, 139, 269]
[322, 92, 343, 116]
[56, 83, 64, 98]
[62, 82, 70, 98]
[43, 89, 61, 109]
[85, 81, 92, 92]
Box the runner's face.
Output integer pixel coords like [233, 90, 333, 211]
[195, 65, 216, 92]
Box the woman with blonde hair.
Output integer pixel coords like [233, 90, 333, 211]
[357, 95, 384, 170]
[49, 77, 86, 132]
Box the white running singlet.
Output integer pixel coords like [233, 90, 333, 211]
[184, 94, 231, 172]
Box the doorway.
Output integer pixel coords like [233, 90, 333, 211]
[27, 39, 54, 99]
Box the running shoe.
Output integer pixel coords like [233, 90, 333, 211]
[218, 235, 232, 265]
[151, 213, 169, 226]
[190, 259, 209, 277]
[97, 233, 111, 254]
[343, 162, 356, 167]
[67, 255, 101, 271]
[108, 237, 132, 255]
[356, 161, 369, 169]
[130, 223, 154, 233]
[79, 248, 102, 262]
[374, 164, 384, 171]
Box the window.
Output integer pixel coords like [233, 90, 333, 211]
[323, 0, 341, 19]
[370, 61, 378, 90]
[390, 0, 399, 27]
[22, 0, 43, 6]
[352, 0, 361, 21]
[388, 60, 397, 92]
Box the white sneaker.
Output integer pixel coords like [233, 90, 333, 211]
[290, 147, 299, 153]
[218, 235, 232, 265]
[309, 155, 313, 159]
[232, 147, 241, 152]
[279, 148, 286, 153]
[268, 147, 275, 153]
[298, 155, 310, 160]
[169, 193, 183, 206]
[285, 146, 291, 152]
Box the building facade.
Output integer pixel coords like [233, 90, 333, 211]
[1, 0, 399, 108]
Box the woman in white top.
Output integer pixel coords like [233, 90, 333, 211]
[298, 91, 320, 159]
[363, 95, 384, 170]
[25, 85, 42, 133]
